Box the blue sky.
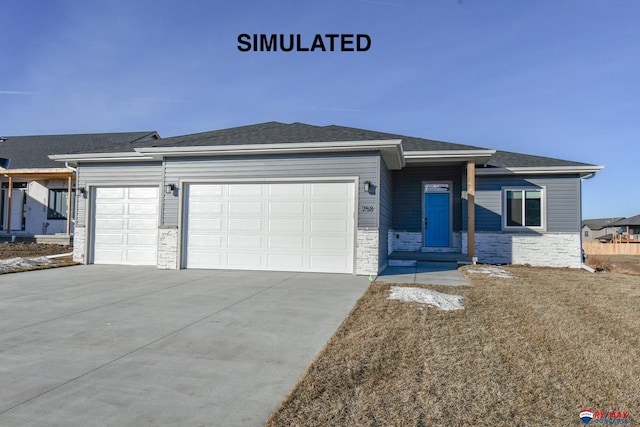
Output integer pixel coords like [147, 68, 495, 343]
[1, 0, 638, 218]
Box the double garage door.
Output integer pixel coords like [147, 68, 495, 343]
[92, 182, 355, 273]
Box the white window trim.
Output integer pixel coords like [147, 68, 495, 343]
[501, 187, 546, 231]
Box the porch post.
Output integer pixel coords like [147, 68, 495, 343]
[467, 161, 475, 257]
[6, 175, 12, 234]
[66, 174, 73, 235]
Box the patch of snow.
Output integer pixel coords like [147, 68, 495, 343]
[467, 266, 514, 278]
[388, 286, 464, 311]
[0, 256, 56, 272]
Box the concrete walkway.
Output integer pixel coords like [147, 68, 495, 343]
[376, 261, 469, 286]
[0, 265, 369, 427]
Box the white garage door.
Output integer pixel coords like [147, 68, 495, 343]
[183, 182, 355, 273]
[92, 187, 159, 265]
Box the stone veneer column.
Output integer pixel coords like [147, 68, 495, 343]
[157, 227, 179, 269]
[356, 228, 379, 275]
[72, 226, 86, 264]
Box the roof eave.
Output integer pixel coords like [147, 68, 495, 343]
[476, 165, 604, 176]
[404, 149, 496, 165]
[49, 152, 157, 164]
[135, 139, 406, 169]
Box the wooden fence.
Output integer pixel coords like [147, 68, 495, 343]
[583, 241, 640, 256]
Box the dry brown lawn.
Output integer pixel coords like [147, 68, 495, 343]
[267, 266, 640, 426]
[0, 242, 72, 259]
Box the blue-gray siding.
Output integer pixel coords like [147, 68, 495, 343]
[392, 165, 464, 232]
[463, 174, 582, 232]
[163, 153, 379, 227]
[378, 157, 393, 268]
[75, 162, 163, 226]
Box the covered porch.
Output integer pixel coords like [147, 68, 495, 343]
[0, 168, 76, 242]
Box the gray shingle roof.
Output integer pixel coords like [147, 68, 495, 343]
[51, 122, 598, 170]
[0, 132, 158, 169]
[582, 217, 625, 230]
[485, 150, 596, 168]
[610, 215, 640, 227]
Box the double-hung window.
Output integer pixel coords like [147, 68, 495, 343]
[502, 188, 544, 230]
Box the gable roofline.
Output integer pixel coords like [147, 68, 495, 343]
[52, 139, 407, 170]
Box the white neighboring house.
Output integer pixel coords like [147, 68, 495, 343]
[0, 132, 159, 242]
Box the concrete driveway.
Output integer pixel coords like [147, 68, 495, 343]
[0, 265, 369, 427]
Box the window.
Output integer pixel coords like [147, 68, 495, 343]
[503, 188, 543, 229]
[584, 230, 589, 237]
[48, 189, 75, 220]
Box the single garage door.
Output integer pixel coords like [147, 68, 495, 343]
[183, 181, 355, 273]
[92, 186, 159, 265]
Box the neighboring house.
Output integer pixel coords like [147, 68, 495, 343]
[581, 217, 624, 241]
[50, 122, 603, 274]
[609, 215, 640, 241]
[0, 132, 159, 241]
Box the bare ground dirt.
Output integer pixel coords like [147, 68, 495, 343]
[267, 266, 640, 426]
[0, 242, 73, 259]
[0, 242, 77, 274]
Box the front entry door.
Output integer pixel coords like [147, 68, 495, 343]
[424, 185, 451, 247]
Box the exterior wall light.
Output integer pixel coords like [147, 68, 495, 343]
[364, 181, 371, 192]
[164, 183, 176, 194]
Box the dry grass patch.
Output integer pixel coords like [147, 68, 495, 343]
[267, 266, 640, 426]
[587, 254, 640, 276]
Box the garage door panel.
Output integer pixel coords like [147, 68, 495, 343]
[311, 219, 349, 232]
[128, 203, 158, 215]
[189, 202, 223, 215]
[227, 253, 262, 268]
[229, 201, 262, 215]
[311, 201, 350, 215]
[311, 182, 349, 196]
[96, 187, 125, 199]
[96, 204, 126, 215]
[269, 219, 304, 232]
[268, 235, 305, 250]
[184, 182, 354, 273]
[93, 187, 158, 266]
[190, 184, 223, 197]
[229, 184, 262, 196]
[228, 218, 263, 232]
[268, 254, 304, 269]
[128, 187, 158, 199]
[228, 235, 262, 249]
[269, 202, 304, 215]
[310, 236, 349, 250]
[268, 184, 304, 197]
[94, 234, 125, 245]
[95, 218, 126, 229]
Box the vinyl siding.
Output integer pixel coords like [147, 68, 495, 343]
[75, 162, 163, 226]
[163, 153, 379, 227]
[378, 157, 393, 268]
[463, 174, 582, 232]
[392, 165, 464, 232]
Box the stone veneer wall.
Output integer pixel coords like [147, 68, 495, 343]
[387, 231, 422, 254]
[158, 227, 179, 269]
[357, 228, 379, 275]
[462, 232, 582, 268]
[387, 231, 462, 254]
[73, 226, 86, 263]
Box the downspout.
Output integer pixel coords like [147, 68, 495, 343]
[580, 172, 597, 272]
[65, 162, 79, 231]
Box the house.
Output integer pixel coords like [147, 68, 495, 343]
[581, 217, 624, 242]
[0, 132, 159, 242]
[50, 122, 603, 274]
[609, 215, 640, 242]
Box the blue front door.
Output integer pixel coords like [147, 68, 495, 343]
[424, 192, 450, 247]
